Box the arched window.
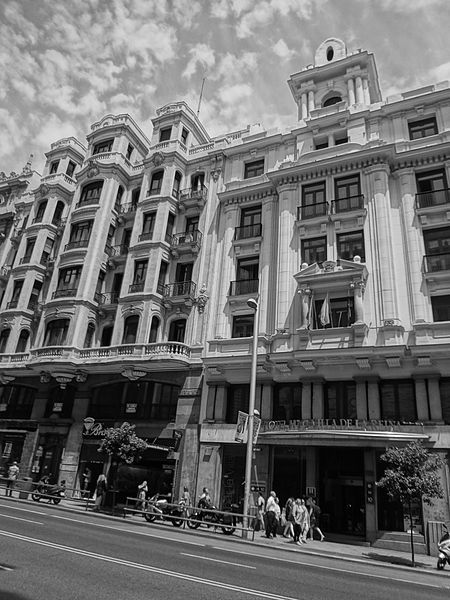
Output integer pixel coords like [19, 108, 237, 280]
[168, 319, 186, 343]
[172, 171, 182, 199]
[0, 328, 11, 353]
[84, 323, 96, 348]
[191, 172, 205, 191]
[15, 329, 30, 353]
[100, 325, 113, 347]
[323, 95, 342, 107]
[122, 315, 139, 344]
[149, 171, 164, 196]
[52, 200, 65, 225]
[44, 319, 70, 346]
[80, 181, 103, 204]
[149, 316, 160, 343]
[34, 200, 48, 223]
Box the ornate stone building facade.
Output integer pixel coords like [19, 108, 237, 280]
[1, 38, 450, 545]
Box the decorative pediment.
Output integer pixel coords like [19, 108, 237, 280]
[294, 258, 368, 292]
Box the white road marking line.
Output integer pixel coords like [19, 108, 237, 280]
[213, 546, 448, 590]
[0, 502, 47, 516]
[0, 513, 42, 525]
[0, 530, 296, 600]
[181, 552, 256, 569]
[0, 565, 13, 571]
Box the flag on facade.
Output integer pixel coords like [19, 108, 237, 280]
[235, 411, 248, 443]
[320, 293, 330, 326]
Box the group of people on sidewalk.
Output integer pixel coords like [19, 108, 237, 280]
[258, 491, 324, 544]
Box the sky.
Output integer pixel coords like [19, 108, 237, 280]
[0, 0, 449, 175]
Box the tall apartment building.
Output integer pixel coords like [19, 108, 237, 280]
[1, 37, 450, 544]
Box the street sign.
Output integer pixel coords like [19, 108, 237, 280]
[235, 411, 248, 442]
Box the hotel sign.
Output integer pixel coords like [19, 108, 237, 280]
[261, 419, 424, 433]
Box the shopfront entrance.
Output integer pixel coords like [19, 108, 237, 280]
[273, 446, 305, 505]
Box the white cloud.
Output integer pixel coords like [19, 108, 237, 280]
[273, 39, 296, 61]
[378, 0, 445, 10]
[183, 44, 216, 79]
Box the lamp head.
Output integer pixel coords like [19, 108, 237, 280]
[247, 298, 258, 311]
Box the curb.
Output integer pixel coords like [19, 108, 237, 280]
[0, 495, 444, 576]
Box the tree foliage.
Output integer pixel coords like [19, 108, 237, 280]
[377, 440, 444, 506]
[98, 422, 148, 465]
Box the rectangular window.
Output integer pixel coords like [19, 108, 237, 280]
[159, 127, 172, 142]
[49, 160, 59, 174]
[93, 138, 113, 154]
[423, 227, 450, 272]
[157, 260, 168, 294]
[40, 237, 54, 265]
[226, 385, 249, 423]
[232, 314, 254, 338]
[142, 211, 156, 238]
[186, 216, 199, 233]
[28, 279, 42, 310]
[244, 159, 264, 179]
[236, 205, 262, 240]
[415, 169, 449, 208]
[22, 237, 36, 262]
[301, 182, 327, 219]
[431, 295, 450, 322]
[337, 230, 365, 261]
[165, 213, 175, 242]
[314, 138, 328, 150]
[273, 384, 301, 421]
[408, 117, 438, 140]
[302, 236, 327, 266]
[126, 144, 134, 160]
[313, 296, 355, 329]
[335, 175, 361, 200]
[334, 132, 348, 145]
[325, 381, 357, 420]
[10, 280, 24, 305]
[133, 260, 148, 284]
[181, 128, 189, 145]
[231, 257, 259, 295]
[379, 380, 416, 421]
[70, 220, 92, 242]
[58, 266, 82, 289]
[150, 382, 179, 421]
[66, 161, 76, 178]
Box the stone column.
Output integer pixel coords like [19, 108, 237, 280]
[298, 287, 311, 329]
[312, 380, 324, 419]
[352, 280, 365, 324]
[327, 133, 334, 147]
[355, 379, 368, 420]
[396, 167, 427, 323]
[308, 90, 315, 114]
[261, 384, 273, 420]
[259, 194, 278, 336]
[414, 377, 430, 421]
[301, 380, 312, 420]
[276, 183, 297, 332]
[367, 378, 381, 419]
[347, 77, 355, 106]
[365, 164, 398, 323]
[213, 385, 227, 422]
[355, 76, 363, 104]
[59, 395, 90, 493]
[301, 93, 308, 120]
[362, 78, 370, 105]
[428, 377, 443, 422]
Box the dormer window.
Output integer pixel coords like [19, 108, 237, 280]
[323, 95, 342, 107]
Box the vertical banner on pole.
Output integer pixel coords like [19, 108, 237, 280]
[252, 415, 261, 444]
[235, 411, 248, 442]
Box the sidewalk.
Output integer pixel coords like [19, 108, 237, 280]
[2, 493, 442, 573]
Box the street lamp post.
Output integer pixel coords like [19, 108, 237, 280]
[243, 297, 259, 535]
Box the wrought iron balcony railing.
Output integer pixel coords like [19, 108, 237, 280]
[138, 231, 153, 242]
[416, 188, 450, 209]
[234, 223, 262, 240]
[171, 230, 203, 247]
[229, 278, 259, 296]
[119, 202, 137, 214]
[76, 196, 100, 208]
[297, 202, 328, 220]
[128, 282, 144, 293]
[64, 239, 89, 251]
[52, 288, 78, 299]
[179, 186, 208, 202]
[164, 281, 196, 297]
[98, 291, 120, 304]
[331, 194, 364, 213]
[423, 252, 450, 273]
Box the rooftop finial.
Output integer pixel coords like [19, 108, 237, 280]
[22, 154, 34, 174]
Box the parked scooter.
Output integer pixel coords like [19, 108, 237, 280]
[144, 494, 183, 527]
[437, 527, 450, 569]
[31, 479, 66, 505]
[187, 504, 236, 535]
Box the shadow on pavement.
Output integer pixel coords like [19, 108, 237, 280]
[0, 590, 35, 600]
[362, 552, 428, 568]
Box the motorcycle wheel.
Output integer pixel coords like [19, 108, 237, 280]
[31, 493, 41, 502]
[437, 558, 446, 570]
[53, 498, 62, 505]
[221, 525, 236, 535]
[187, 517, 201, 529]
[144, 512, 157, 523]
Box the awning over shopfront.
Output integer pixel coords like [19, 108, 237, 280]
[258, 429, 429, 446]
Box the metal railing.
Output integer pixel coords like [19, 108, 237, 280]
[128, 282, 144, 293]
[111, 244, 129, 256]
[171, 230, 203, 247]
[229, 278, 259, 296]
[119, 202, 137, 214]
[164, 281, 196, 297]
[64, 239, 89, 251]
[138, 231, 153, 242]
[416, 188, 450, 209]
[98, 291, 120, 305]
[423, 252, 450, 273]
[234, 223, 262, 240]
[297, 202, 328, 220]
[331, 194, 364, 213]
[52, 288, 78, 299]
[179, 186, 208, 202]
[76, 196, 100, 208]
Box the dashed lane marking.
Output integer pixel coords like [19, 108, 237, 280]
[181, 552, 256, 569]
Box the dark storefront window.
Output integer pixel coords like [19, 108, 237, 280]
[273, 384, 301, 421]
[44, 386, 75, 419]
[226, 385, 249, 423]
[379, 380, 416, 421]
[325, 381, 357, 419]
[0, 385, 35, 419]
[440, 379, 450, 424]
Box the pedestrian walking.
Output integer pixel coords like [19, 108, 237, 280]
[92, 474, 107, 512]
[256, 491, 265, 532]
[180, 485, 191, 506]
[307, 497, 325, 541]
[292, 498, 303, 544]
[5, 462, 19, 497]
[265, 491, 278, 538]
[300, 498, 310, 543]
[273, 497, 281, 536]
[137, 480, 148, 510]
[82, 466, 92, 498]
[283, 497, 294, 538]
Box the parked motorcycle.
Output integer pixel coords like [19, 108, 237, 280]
[144, 494, 183, 527]
[31, 481, 66, 505]
[187, 504, 236, 535]
[437, 528, 450, 569]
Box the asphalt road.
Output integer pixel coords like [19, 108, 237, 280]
[0, 499, 449, 600]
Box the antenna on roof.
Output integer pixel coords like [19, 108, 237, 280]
[196, 76, 207, 118]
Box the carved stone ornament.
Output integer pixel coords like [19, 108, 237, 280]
[121, 367, 147, 381]
[151, 151, 165, 167]
[22, 154, 33, 175]
[210, 168, 221, 182]
[86, 163, 100, 179]
[39, 184, 49, 196]
[196, 283, 209, 314]
[40, 371, 52, 384]
[75, 370, 88, 383]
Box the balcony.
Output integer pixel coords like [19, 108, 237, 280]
[170, 230, 202, 256]
[229, 278, 259, 296]
[164, 281, 196, 298]
[64, 239, 89, 252]
[111, 244, 129, 257]
[297, 202, 328, 221]
[32, 217, 43, 225]
[178, 186, 208, 212]
[138, 231, 153, 243]
[76, 197, 100, 209]
[52, 288, 78, 299]
[119, 202, 137, 215]
[234, 223, 262, 241]
[128, 282, 144, 294]
[19, 255, 33, 265]
[6, 300, 18, 309]
[331, 194, 365, 214]
[416, 188, 450, 209]
[423, 252, 450, 273]
[98, 291, 120, 305]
